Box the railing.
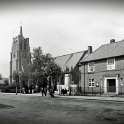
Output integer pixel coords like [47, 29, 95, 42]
[75, 86, 124, 96]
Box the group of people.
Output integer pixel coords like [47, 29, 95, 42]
[61, 88, 68, 95]
[60, 87, 73, 96]
[40, 76, 55, 98]
[41, 87, 55, 98]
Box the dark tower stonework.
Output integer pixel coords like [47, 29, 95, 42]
[10, 26, 31, 84]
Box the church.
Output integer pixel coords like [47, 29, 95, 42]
[10, 26, 31, 84]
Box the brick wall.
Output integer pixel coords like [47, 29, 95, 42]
[79, 56, 124, 94]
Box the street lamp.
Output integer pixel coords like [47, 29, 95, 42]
[120, 78, 123, 95]
[18, 71, 22, 94]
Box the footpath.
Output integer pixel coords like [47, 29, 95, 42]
[1, 92, 124, 102]
[56, 95, 124, 102]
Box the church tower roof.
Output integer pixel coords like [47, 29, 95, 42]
[20, 26, 23, 36]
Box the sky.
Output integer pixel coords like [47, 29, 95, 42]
[0, 0, 124, 77]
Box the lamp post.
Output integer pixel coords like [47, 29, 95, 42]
[16, 80, 18, 95]
[120, 78, 123, 95]
[18, 71, 22, 95]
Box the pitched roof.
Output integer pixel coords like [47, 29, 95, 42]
[81, 40, 124, 62]
[54, 51, 87, 71]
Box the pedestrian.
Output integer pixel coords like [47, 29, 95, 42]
[22, 87, 25, 94]
[49, 87, 54, 98]
[69, 87, 72, 96]
[41, 87, 44, 96]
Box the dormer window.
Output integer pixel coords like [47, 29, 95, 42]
[88, 62, 95, 73]
[107, 58, 115, 70]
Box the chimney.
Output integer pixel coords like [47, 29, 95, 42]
[110, 39, 115, 44]
[88, 46, 92, 54]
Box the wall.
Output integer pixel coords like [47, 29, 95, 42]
[79, 56, 124, 94]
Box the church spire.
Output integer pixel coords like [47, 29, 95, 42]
[20, 26, 23, 36]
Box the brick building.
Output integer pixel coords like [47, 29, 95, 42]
[79, 39, 124, 95]
[10, 26, 31, 84]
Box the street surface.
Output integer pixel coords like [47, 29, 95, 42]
[0, 94, 124, 124]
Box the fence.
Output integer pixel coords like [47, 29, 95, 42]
[76, 86, 124, 96]
[79, 87, 104, 96]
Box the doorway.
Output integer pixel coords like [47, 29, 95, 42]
[104, 77, 118, 94]
[107, 79, 116, 92]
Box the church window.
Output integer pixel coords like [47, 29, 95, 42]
[13, 53, 16, 58]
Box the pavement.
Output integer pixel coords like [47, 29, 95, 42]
[1, 92, 124, 102]
[56, 95, 124, 102]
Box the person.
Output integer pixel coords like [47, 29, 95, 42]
[69, 87, 72, 96]
[64, 88, 67, 95]
[22, 87, 25, 94]
[43, 87, 47, 96]
[42, 77, 47, 96]
[41, 86, 47, 96]
[61, 88, 67, 96]
[41, 87, 44, 96]
[49, 87, 54, 98]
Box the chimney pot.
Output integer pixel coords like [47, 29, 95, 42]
[110, 39, 115, 44]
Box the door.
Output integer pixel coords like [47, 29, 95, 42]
[107, 79, 116, 92]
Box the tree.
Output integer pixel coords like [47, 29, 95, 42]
[0, 74, 2, 80]
[4, 79, 9, 86]
[70, 66, 81, 95]
[46, 61, 62, 90]
[32, 47, 62, 92]
[32, 47, 45, 89]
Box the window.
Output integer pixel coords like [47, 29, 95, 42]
[89, 78, 95, 87]
[107, 58, 115, 70]
[88, 62, 95, 72]
[13, 53, 16, 58]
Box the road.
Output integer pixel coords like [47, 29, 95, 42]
[0, 94, 124, 124]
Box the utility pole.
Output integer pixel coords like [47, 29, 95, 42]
[84, 64, 85, 95]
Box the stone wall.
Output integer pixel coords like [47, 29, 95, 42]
[10, 27, 31, 84]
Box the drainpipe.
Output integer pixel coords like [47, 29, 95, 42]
[84, 63, 85, 95]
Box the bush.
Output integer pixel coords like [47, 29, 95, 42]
[1, 85, 20, 93]
[33, 87, 41, 93]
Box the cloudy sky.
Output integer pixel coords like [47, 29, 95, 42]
[0, 0, 124, 77]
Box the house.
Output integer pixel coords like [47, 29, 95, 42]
[54, 50, 88, 95]
[79, 39, 124, 95]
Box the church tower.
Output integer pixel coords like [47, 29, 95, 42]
[10, 26, 31, 84]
